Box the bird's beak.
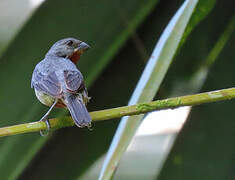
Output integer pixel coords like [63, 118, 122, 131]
[74, 42, 90, 54]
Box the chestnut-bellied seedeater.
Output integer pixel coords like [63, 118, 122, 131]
[31, 38, 91, 135]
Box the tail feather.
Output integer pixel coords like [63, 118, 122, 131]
[65, 94, 91, 127]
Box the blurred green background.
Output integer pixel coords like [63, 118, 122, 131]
[0, 0, 234, 179]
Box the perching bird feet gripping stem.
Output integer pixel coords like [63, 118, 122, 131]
[39, 117, 51, 136]
[39, 99, 58, 136]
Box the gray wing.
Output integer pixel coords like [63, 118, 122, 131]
[31, 69, 62, 97]
[64, 70, 84, 93]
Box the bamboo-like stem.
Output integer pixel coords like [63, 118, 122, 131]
[0, 87, 235, 137]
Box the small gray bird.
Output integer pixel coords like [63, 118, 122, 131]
[31, 38, 91, 134]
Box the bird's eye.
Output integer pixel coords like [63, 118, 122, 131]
[66, 40, 73, 46]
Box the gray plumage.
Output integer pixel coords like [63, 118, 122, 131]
[31, 38, 91, 127]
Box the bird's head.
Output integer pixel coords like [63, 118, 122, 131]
[46, 38, 90, 64]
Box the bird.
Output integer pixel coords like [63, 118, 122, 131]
[31, 38, 91, 135]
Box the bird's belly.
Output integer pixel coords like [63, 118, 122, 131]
[35, 89, 55, 107]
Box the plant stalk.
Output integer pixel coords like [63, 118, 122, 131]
[0, 87, 235, 137]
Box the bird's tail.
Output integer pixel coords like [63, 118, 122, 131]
[65, 94, 91, 127]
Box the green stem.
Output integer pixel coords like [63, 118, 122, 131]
[204, 15, 235, 67]
[0, 87, 235, 137]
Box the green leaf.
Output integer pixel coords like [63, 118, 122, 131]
[157, 3, 235, 179]
[99, 0, 199, 179]
[179, 0, 216, 48]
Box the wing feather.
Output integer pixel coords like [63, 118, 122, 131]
[31, 69, 62, 97]
[64, 70, 83, 92]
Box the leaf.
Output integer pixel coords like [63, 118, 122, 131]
[99, 0, 199, 179]
[157, 2, 235, 179]
[0, 0, 44, 56]
[179, 0, 216, 48]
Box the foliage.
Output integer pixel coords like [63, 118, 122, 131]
[0, 0, 234, 179]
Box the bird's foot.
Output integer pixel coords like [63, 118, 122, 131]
[87, 96, 91, 102]
[87, 122, 93, 131]
[39, 116, 51, 136]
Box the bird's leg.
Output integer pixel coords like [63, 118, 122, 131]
[39, 99, 58, 136]
[40, 99, 58, 121]
[81, 89, 91, 105]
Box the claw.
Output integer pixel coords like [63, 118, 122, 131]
[39, 116, 51, 136]
[87, 122, 93, 131]
[38, 99, 58, 136]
